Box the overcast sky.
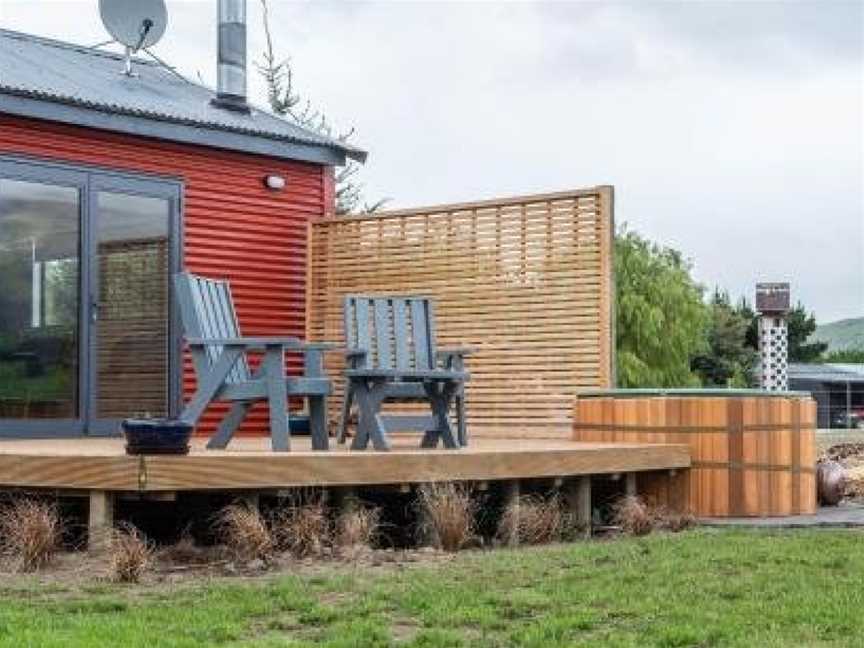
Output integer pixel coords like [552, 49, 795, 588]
[2, 1, 862, 323]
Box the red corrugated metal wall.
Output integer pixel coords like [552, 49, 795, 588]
[0, 114, 330, 436]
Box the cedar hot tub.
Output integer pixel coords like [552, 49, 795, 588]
[573, 390, 817, 517]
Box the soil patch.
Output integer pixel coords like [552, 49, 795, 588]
[0, 545, 455, 594]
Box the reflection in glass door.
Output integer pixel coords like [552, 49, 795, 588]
[94, 191, 171, 421]
[0, 178, 81, 422]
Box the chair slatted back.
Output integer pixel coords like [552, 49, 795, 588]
[174, 272, 251, 384]
[343, 295, 437, 371]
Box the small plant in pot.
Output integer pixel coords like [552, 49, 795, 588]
[122, 413, 193, 455]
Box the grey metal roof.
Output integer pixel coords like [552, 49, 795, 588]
[789, 363, 864, 383]
[0, 28, 366, 166]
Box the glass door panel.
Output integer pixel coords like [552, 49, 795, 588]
[0, 178, 80, 420]
[0, 158, 180, 437]
[94, 191, 171, 420]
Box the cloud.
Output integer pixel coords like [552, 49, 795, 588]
[1, 0, 861, 322]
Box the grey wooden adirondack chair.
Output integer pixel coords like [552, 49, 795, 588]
[174, 272, 335, 452]
[337, 295, 472, 451]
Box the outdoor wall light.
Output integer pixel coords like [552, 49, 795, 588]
[263, 174, 286, 191]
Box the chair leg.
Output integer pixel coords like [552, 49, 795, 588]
[420, 381, 440, 448]
[337, 385, 354, 445]
[353, 381, 390, 451]
[309, 396, 329, 451]
[350, 382, 370, 450]
[421, 382, 459, 450]
[207, 401, 253, 449]
[457, 387, 468, 447]
[179, 348, 243, 426]
[264, 347, 290, 452]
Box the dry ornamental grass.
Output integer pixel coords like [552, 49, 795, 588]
[215, 503, 275, 563]
[610, 495, 696, 536]
[0, 499, 63, 572]
[158, 531, 211, 566]
[109, 523, 154, 583]
[270, 494, 333, 559]
[336, 506, 381, 552]
[651, 505, 696, 533]
[611, 495, 654, 536]
[417, 483, 477, 552]
[498, 494, 567, 546]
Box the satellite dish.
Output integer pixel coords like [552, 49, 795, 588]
[99, 0, 168, 51]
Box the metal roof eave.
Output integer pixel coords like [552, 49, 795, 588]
[0, 92, 351, 167]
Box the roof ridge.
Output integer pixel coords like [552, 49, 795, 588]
[0, 27, 157, 67]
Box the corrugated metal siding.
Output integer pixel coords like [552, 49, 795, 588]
[0, 114, 327, 435]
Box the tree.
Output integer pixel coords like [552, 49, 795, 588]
[739, 298, 825, 363]
[822, 348, 864, 363]
[785, 303, 827, 362]
[737, 297, 759, 350]
[256, 0, 387, 215]
[615, 227, 709, 387]
[691, 289, 758, 387]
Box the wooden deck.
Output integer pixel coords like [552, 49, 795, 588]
[0, 436, 690, 493]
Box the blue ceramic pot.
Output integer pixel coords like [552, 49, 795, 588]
[122, 418, 193, 455]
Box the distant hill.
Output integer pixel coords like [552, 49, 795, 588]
[812, 317, 864, 352]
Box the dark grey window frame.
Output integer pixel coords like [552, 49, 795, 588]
[0, 154, 184, 439]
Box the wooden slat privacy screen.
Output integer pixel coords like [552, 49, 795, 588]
[306, 187, 614, 439]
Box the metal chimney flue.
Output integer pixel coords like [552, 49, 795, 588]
[212, 0, 249, 113]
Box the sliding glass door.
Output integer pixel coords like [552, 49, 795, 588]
[0, 158, 181, 437]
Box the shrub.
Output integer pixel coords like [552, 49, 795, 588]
[498, 494, 567, 546]
[0, 498, 63, 571]
[215, 503, 275, 563]
[417, 483, 476, 552]
[108, 523, 154, 583]
[270, 492, 332, 559]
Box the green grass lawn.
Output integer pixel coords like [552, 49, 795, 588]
[2, 529, 863, 647]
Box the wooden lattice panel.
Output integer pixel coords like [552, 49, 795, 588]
[306, 187, 614, 439]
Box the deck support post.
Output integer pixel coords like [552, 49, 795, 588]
[88, 490, 114, 553]
[625, 473, 638, 497]
[565, 476, 592, 538]
[502, 480, 521, 546]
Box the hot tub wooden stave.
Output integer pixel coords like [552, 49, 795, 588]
[572, 391, 817, 517]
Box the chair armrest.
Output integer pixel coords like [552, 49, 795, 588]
[436, 346, 475, 370]
[436, 346, 477, 358]
[344, 348, 368, 370]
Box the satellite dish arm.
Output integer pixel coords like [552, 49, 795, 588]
[133, 19, 153, 53]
